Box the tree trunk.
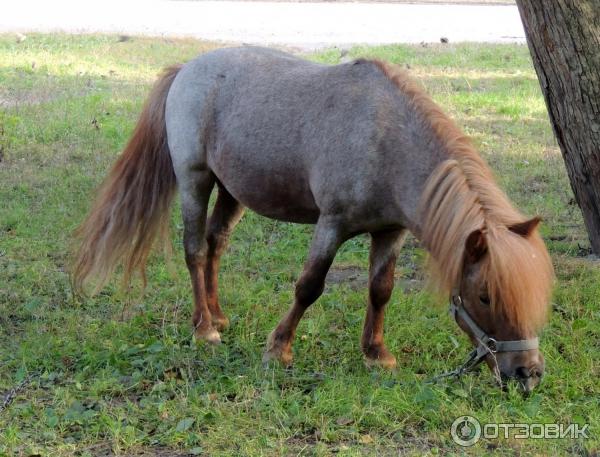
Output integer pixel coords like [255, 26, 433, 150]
[516, 1, 600, 254]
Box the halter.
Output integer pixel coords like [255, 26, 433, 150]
[429, 291, 539, 382]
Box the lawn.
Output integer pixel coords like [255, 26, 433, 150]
[0, 34, 598, 456]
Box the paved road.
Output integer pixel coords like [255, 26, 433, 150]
[2, 0, 526, 50]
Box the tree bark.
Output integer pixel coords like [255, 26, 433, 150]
[516, 1, 600, 254]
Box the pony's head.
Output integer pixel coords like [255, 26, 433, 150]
[419, 158, 554, 391]
[456, 218, 552, 391]
[419, 157, 554, 391]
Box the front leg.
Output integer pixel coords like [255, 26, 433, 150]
[362, 229, 407, 369]
[263, 217, 344, 367]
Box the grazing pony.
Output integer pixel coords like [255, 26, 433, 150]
[73, 47, 553, 391]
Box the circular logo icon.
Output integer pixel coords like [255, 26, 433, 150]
[451, 415, 481, 447]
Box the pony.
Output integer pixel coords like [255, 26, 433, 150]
[73, 47, 554, 391]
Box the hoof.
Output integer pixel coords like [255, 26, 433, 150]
[262, 348, 293, 368]
[212, 315, 230, 332]
[363, 346, 397, 370]
[263, 332, 293, 367]
[194, 326, 221, 345]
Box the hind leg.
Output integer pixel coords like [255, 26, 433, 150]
[263, 217, 344, 366]
[165, 74, 223, 343]
[179, 171, 221, 344]
[362, 229, 406, 369]
[205, 186, 245, 331]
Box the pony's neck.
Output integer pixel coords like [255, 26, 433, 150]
[371, 60, 502, 240]
[387, 119, 452, 240]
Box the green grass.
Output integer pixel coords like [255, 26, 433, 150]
[1, 34, 599, 456]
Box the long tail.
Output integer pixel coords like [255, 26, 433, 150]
[72, 64, 182, 292]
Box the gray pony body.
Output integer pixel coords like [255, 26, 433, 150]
[165, 46, 444, 237]
[75, 46, 550, 384]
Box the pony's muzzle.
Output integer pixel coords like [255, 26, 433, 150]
[497, 352, 545, 393]
[515, 365, 543, 393]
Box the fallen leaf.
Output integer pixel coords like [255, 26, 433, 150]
[359, 434, 374, 444]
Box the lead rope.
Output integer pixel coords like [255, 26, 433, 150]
[427, 292, 538, 384]
[427, 348, 484, 383]
[427, 294, 488, 383]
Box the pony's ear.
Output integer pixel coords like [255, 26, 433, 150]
[465, 229, 488, 263]
[508, 216, 541, 238]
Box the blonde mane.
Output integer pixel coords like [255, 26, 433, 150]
[372, 60, 554, 334]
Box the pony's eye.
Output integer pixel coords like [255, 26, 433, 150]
[480, 295, 491, 306]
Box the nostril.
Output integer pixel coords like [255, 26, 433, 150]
[515, 366, 532, 379]
[502, 366, 543, 393]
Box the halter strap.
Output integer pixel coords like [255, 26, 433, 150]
[428, 292, 539, 383]
[449, 294, 539, 354]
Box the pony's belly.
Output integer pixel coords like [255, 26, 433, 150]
[223, 181, 320, 223]
[211, 160, 320, 224]
[240, 196, 320, 224]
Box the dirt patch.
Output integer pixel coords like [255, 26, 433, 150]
[326, 265, 368, 290]
[326, 265, 424, 292]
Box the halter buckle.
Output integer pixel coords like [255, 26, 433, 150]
[485, 337, 498, 353]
